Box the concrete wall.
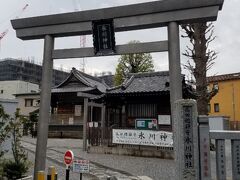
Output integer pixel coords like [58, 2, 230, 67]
[0, 99, 18, 117]
[0, 80, 39, 99]
[89, 146, 174, 159]
[209, 116, 229, 130]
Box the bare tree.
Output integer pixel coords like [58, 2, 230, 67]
[181, 22, 218, 115]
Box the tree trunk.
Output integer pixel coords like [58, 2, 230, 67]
[193, 23, 208, 115]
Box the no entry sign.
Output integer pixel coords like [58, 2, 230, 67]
[64, 150, 74, 166]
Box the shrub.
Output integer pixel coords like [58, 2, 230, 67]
[2, 160, 29, 179]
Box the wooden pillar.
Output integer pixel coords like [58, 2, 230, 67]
[101, 105, 106, 142]
[121, 105, 126, 127]
[101, 105, 106, 128]
[83, 98, 88, 151]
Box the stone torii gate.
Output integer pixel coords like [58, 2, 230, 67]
[11, 0, 224, 179]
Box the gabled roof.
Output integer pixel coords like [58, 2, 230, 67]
[107, 71, 176, 95]
[53, 68, 108, 93]
[207, 72, 240, 83]
[99, 75, 114, 87]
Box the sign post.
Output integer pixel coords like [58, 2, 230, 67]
[64, 150, 74, 180]
[73, 159, 90, 180]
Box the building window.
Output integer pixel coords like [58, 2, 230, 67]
[35, 100, 40, 106]
[208, 104, 211, 113]
[214, 103, 220, 112]
[25, 99, 33, 107]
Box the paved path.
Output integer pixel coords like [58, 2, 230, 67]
[22, 137, 160, 180]
[21, 137, 233, 180]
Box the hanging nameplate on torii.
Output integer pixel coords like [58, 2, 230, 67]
[92, 19, 116, 55]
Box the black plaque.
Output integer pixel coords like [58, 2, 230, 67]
[92, 19, 116, 55]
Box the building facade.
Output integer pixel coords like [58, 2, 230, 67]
[207, 72, 240, 129]
[15, 93, 40, 117]
[0, 80, 39, 99]
[0, 58, 69, 86]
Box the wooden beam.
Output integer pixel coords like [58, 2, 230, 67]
[88, 102, 103, 108]
[52, 41, 168, 59]
[77, 92, 96, 98]
[14, 6, 219, 40]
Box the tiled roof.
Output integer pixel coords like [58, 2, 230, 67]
[107, 71, 177, 95]
[51, 87, 94, 93]
[55, 68, 108, 93]
[99, 75, 114, 87]
[207, 72, 240, 83]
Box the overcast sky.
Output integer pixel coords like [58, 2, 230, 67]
[0, 0, 239, 78]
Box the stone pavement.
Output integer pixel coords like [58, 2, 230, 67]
[22, 136, 167, 180]
[18, 137, 234, 180]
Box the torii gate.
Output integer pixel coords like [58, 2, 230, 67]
[11, 0, 224, 179]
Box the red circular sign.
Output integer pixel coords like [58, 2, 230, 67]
[64, 150, 74, 165]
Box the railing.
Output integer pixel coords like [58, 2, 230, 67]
[209, 130, 240, 180]
[229, 121, 240, 130]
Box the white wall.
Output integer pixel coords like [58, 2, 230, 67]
[0, 99, 18, 118]
[0, 81, 39, 99]
[15, 94, 40, 117]
[209, 116, 229, 130]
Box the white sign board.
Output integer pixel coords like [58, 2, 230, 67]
[69, 117, 74, 125]
[158, 115, 171, 125]
[75, 105, 82, 116]
[73, 160, 90, 173]
[88, 122, 94, 128]
[112, 129, 173, 147]
[136, 120, 145, 128]
[94, 122, 98, 127]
